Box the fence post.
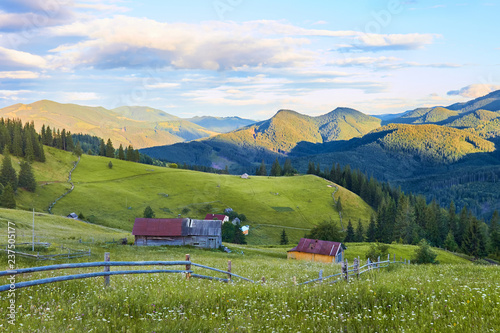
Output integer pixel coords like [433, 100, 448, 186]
[387, 254, 390, 264]
[293, 276, 297, 286]
[408, 259, 411, 265]
[104, 252, 110, 287]
[227, 260, 232, 283]
[185, 254, 191, 280]
[319, 269, 323, 284]
[393, 253, 396, 263]
[367, 258, 371, 271]
[354, 257, 359, 279]
[377, 256, 380, 271]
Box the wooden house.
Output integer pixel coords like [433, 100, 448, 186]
[287, 238, 344, 264]
[204, 214, 229, 223]
[132, 218, 222, 248]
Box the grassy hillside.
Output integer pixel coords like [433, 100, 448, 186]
[142, 107, 381, 172]
[372, 124, 495, 163]
[0, 100, 216, 148]
[0, 211, 487, 332]
[29, 153, 373, 244]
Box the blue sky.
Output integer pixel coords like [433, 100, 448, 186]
[0, 0, 498, 119]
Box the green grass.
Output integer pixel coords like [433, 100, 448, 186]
[35, 152, 374, 244]
[1, 211, 491, 332]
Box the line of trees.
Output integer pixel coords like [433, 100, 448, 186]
[307, 160, 500, 259]
[256, 158, 297, 176]
[0, 119, 45, 162]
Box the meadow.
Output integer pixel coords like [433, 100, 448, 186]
[1, 209, 496, 332]
[30, 151, 373, 244]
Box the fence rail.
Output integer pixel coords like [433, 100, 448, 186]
[0, 254, 252, 292]
[1, 253, 410, 292]
[296, 254, 409, 286]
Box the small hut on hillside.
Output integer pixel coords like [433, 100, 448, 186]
[287, 238, 344, 264]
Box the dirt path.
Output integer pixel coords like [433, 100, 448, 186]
[48, 156, 80, 214]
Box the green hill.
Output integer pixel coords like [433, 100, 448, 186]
[9, 147, 374, 245]
[0, 100, 216, 148]
[142, 107, 381, 171]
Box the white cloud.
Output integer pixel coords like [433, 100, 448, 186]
[0, 70, 39, 79]
[0, 46, 47, 68]
[329, 56, 461, 69]
[447, 84, 500, 98]
[0, 89, 31, 100]
[46, 17, 317, 71]
[340, 33, 440, 52]
[144, 82, 180, 89]
[61, 92, 100, 101]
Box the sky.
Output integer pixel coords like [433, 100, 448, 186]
[0, 0, 499, 119]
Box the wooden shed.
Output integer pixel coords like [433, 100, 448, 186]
[132, 218, 222, 248]
[287, 238, 344, 264]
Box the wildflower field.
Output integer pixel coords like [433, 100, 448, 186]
[1, 242, 499, 332]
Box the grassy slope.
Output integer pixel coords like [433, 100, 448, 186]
[0, 100, 216, 148]
[0, 211, 481, 332]
[25, 152, 372, 244]
[4, 146, 76, 213]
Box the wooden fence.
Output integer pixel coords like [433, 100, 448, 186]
[0, 253, 409, 292]
[0, 253, 256, 292]
[295, 254, 409, 286]
[1, 244, 91, 261]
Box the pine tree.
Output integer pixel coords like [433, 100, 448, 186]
[18, 161, 36, 192]
[413, 239, 438, 264]
[270, 158, 281, 177]
[118, 144, 125, 160]
[490, 211, 500, 254]
[126, 145, 134, 161]
[355, 219, 365, 242]
[61, 129, 67, 150]
[45, 126, 53, 146]
[257, 160, 267, 176]
[307, 161, 315, 174]
[366, 214, 377, 242]
[306, 220, 343, 242]
[443, 231, 458, 252]
[0, 148, 18, 191]
[143, 206, 155, 218]
[448, 200, 457, 236]
[108, 161, 113, 169]
[105, 139, 114, 158]
[394, 194, 415, 243]
[23, 134, 35, 162]
[12, 126, 23, 157]
[99, 139, 106, 156]
[280, 229, 289, 245]
[315, 163, 321, 176]
[344, 219, 355, 242]
[462, 217, 488, 258]
[74, 142, 83, 157]
[66, 131, 74, 151]
[0, 183, 16, 208]
[282, 159, 294, 176]
[456, 207, 469, 247]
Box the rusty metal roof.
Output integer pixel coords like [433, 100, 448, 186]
[287, 238, 342, 256]
[133, 218, 222, 237]
[204, 214, 228, 221]
[132, 218, 186, 236]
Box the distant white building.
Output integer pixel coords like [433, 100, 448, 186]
[241, 173, 249, 179]
[67, 212, 78, 219]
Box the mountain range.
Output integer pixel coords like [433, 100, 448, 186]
[1, 91, 500, 218]
[0, 101, 255, 148]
